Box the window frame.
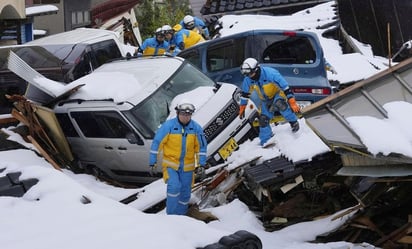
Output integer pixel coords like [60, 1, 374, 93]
[205, 38, 246, 73]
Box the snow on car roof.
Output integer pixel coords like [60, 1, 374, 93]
[66, 56, 183, 103]
[25, 27, 120, 45]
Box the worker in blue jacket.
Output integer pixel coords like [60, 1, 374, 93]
[135, 28, 169, 56]
[180, 15, 210, 40]
[161, 24, 184, 56]
[238, 58, 300, 146]
[149, 100, 208, 215]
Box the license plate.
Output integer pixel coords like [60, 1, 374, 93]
[218, 138, 239, 160]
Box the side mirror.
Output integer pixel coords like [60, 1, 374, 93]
[126, 132, 144, 145]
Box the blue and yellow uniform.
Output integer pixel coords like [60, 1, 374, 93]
[149, 116, 207, 215]
[180, 15, 210, 39]
[167, 33, 184, 55]
[240, 66, 298, 145]
[138, 36, 169, 56]
[173, 24, 204, 49]
[162, 25, 185, 56]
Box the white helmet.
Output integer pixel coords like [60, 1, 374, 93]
[183, 15, 195, 29]
[161, 24, 172, 33]
[154, 27, 164, 38]
[240, 58, 259, 76]
[175, 99, 195, 114]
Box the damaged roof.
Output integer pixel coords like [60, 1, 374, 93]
[199, 0, 331, 16]
[302, 57, 412, 176]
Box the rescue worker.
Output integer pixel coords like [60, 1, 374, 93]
[149, 100, 208, 215]
[179, 15, 210, 40]
[238, 58, 300, 146]
[134, 27, 169, 56]
[161, 24, 185, 56]
[173, 24, 204, 49]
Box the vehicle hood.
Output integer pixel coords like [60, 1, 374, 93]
[167, 83, 237, 126]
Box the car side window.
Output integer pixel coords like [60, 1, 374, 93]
[206, 38, 245, 72]
[260, 35, 316, 64]
[90, 40, 123, 68]
[71, 111, 140, 140]
[55, 113, 80, 137]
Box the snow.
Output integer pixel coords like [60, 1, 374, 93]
[0, 2, 410, 249]
[0, 149, 360, 249]
[347, 102, 412, 158]
[25, 5, 58, 16]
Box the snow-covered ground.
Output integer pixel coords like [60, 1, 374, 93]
[1, 2, 410, 249]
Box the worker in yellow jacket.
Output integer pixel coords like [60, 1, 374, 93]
[173, 24, 204, 49]
[149, 100, 208, 215]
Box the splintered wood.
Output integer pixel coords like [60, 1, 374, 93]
[6, 94, 66, 171]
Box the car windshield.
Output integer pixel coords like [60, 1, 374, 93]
[123, 62, 216, 138]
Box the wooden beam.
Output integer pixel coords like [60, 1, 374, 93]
[0, 116, 18, 125]
[27, 135, 62, 171]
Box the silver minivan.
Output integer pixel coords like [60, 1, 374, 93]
[37, 56, 258, 185]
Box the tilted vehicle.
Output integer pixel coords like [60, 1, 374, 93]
[0, 28, 126, 113]
[8, 53, 258, 185]
[178, 29, 336, 110]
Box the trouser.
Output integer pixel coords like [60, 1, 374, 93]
[166, 167, 193, 215]
[256, 94, 298, 145]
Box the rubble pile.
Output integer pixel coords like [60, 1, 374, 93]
[194, 152, 412, 248]
[1, 89, 412, 248]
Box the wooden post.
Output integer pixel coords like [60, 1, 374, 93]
[387, 22, 391, 67]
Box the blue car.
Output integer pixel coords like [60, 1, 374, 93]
[178, 29, 335, 109]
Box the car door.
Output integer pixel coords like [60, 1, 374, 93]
[68, 109, 150, 177]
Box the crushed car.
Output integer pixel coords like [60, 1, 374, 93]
[0, 28, 128, 114]
[5, 51, 258, 186]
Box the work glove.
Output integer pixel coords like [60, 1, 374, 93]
[325, 61, 337, 74]
[149, 165, 156, 177]
[203, 163, 211, 170]
[239, 105, 246, 119]
[288, 97, 301, 113]
[195, 166, 206, 181]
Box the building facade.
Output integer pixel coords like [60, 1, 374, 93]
[0, 0, 31, 45]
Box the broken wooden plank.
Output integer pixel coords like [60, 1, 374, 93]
[27, 135, 62, 171]
[374, 215, 412, 246]
[11, 109, 29, 126]
[186, 204, 218, 223]
[0, 116, 18, 126]
[331, 203, 363, 221]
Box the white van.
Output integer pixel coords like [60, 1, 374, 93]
[0, 28, 127, 113]
[9, 53, 258, 185]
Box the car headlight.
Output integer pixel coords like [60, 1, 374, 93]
[233, 88, 242, 103]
